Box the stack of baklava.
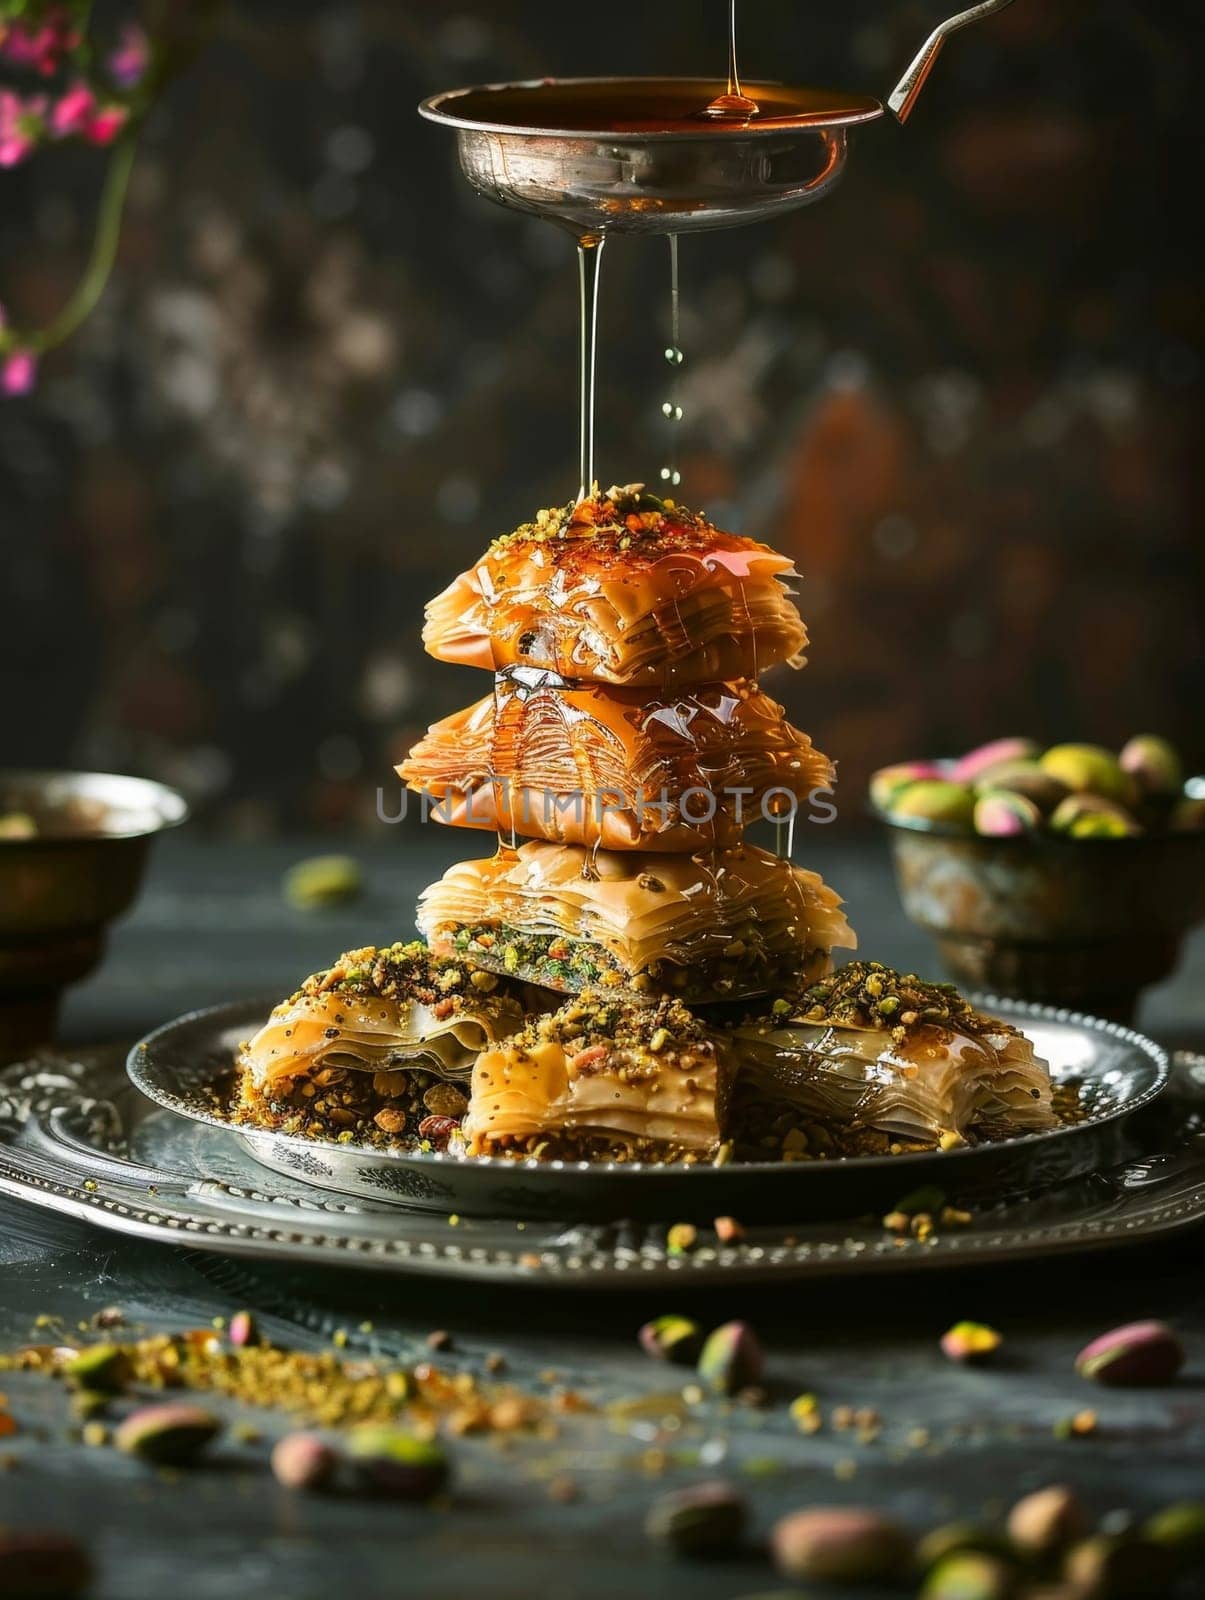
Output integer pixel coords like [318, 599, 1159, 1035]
[235, 489, 1055, 1163]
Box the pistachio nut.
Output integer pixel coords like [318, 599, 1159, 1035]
[1075, 1320, 1184, 1386]
[1119, 735, 1182, 799]
[666, 1222, 698, 1255]
[917, 1523, 1014, 1572]
[347, 1426, 449, 1500]
[271, 1431, 338, 1492]
[64, 1342, 129, 1393]
[1142, 1502, 1205, 1568]
[1064, 1534, 1173, 1598]
[283, 854, 364, 909]
[1006, 1484, 1087, 1557]
[1049, 794, 1140, 839]
[696, 1320, 763, 1395]
[889, 780, 976, 830]
[1039, 744, 1131, 803]
[974, 790, 1043, 837]
[115, 1402, 222, 1465]
[972, 759, 1069, 813]
[870, 761, 944, 811]
[645, 1480, 748, 1556]
[227, 1310, 259, 1348]
[638, 1315, 703, 1365]
[920, 1551, 1016, 1600]
[771, 1505, 913, 1583]
[940, 1321, 1002, 1363]
[953, 738, 1040, 785]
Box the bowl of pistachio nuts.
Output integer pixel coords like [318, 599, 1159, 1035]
[870, 737, 1205, 1021]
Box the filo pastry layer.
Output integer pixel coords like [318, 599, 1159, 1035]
[464, 994, 730, 1160]
[398, 674, 835, 851]
[417, 840, 856, 1001]
[726, 962, 1056, 1148]
[421, 490, 807, 687]
[237, 942, 525, 1095]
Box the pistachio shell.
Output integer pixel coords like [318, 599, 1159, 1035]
[870, 761, 944, 810]
[115, 1402, 221, 1465]
[0, 1532, 92, 1596]
[696, 1320, 763, 1395]
[645, 1481, 748, 1556]
[973, 759, 1070, 813]
[889, 780, 976, 829]
[1049, 794, 1140, 839]
[638, 1315, 703, 1365]
[953, 738, 1040, 785]
[974, 790, 1043, 837]
[271, 1431, 338, 1492]
[1075, 1320, 1184, 1386]
[1007, 1485, 1088, 1556]
[347, 1426, 449, 1500]
[1040, 744, 1131, 803]
[920, 1551, 1015, 1600]
[1119, 735, 1183, 799]
[772, 1505, 913, 1582]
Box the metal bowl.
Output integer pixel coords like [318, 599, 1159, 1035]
[0, 771, 188, 1055]
[419, 76, 882, 236]
[127, 996, 1168, 1224]
[873, 784, 1205, 1022]
[417, 4, 1020, 236]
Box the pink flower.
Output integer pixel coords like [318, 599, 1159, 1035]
[1, 349, 38, 397]
[108, 22, 150, 90]
[50, 80, 96, 136]
[84, 104, 128, 145]
[49, 84, 128, 145]
[0, 8, 81, 77]
[0, 88, 46, 167]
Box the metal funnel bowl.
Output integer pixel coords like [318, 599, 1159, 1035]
[419, 2, 1018, 235]
[420, 76, 883, 236]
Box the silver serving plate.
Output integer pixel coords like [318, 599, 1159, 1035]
[0, 1034, 1200, 1289]
[419, 2, 1017, 235]
[120, 997, 1169, 1226]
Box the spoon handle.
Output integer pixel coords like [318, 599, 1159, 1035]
[887, 0, 1017, 123]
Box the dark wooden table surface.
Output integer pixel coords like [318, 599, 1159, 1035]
[2, 831, 1203, 1600]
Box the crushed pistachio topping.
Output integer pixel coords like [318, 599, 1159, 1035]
[506, 991, 712, 1060]
[489, 485, 706, 553]
[773, 961, 1019, 1046]
[297, 941, 504, 1011]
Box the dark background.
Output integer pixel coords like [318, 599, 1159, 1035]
[2, 0, 1202, 835]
